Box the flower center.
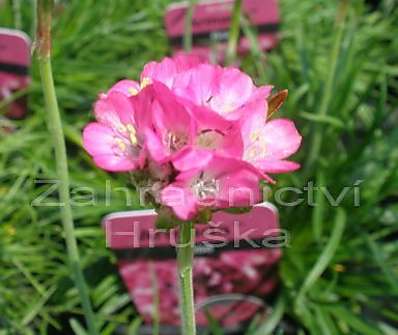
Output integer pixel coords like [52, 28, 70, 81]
[166, 132, 188, 152]
[193, 174, 219, 200]
[113, 135, 140, 158]
[245, 131, 266, 161]
[140, 77, 152, 89]
[112, 123, 139, 157]
[196, 130, 223, 149]
[220, 101, 236, 114]
[206, 96, 236, 114]
[128, 87, 139, 96]
[126, 78, 152, 96]
[113, 137, 128, 155]
[126, 124, 138, 145]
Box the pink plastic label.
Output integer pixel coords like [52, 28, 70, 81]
[0, 28, 30, 119]
[164, 0, 280, 62]
[104, 203, 280, 250]
[103, 203, 282, 330]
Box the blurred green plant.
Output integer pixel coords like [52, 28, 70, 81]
[35, 0, 98, 334]
[0, 0, 397, 334]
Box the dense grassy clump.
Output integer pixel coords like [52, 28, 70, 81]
[1, 0, 397, 334]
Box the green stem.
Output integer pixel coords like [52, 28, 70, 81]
[36, 1, 98, 334]
[226, 0, 243, 65]
[183, 0, 195, 52]
[296, 208, 346, 306]
[177, 222, 196, 335]
[240, 14, 267, 80]
[12, 0, 22, 29]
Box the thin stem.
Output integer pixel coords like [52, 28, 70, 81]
[240, 14, 267, 80]
[12, 0, 22, 29]
[297, 208, 346, 304]
[305, 0, 348, 171]
[226, 0, 243, 65]
[177, 222, 196, 335]
[36, 1, 98, 334]
[183, 0, 195, 52]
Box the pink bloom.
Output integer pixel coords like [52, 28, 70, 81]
[132, 82, 197, 164]
[173, 64, 272, 120]
[160, 155, 263, 220]
[140, 56, 272, 122]
[102, 79, 140, 97]
[140, 53, 205, 90]
[241, 109, 302, 173]
[172, 102, 244, 171]
[132, 82, 244, 171]
[83, 55, 302, 199]
[101, 54, 204, 100]
[83, 90, 144, 171]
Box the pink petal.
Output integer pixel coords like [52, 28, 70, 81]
[217, 171, 261, 208]
[252, 85, 273, 101]
[133, 83, 196, 163]
[172, 147, 213, 171]
[160, 183, 198, 220]
[209, 67, 254, 116]
[172, 53, 206, 71]
[152, 82, 195, 136]
[262, 118, 302, 160]
[141, 58, 177, 88]
[143, 128, 169, 163]
[82, 123, 138, 171]
[174, 64, 221, 107]
[216, 125, 244, 158]
[232, 88, 270, 121]
[95, 91, 135, 128]
[108, 79, 140, 97]
[189, 103, 234, 131]
[129, 86, 154, 130]
[92, 154, 137, 172]
[255, 160, 301, 173]
[240, 108, 267, 145]
[83, 122, 115, 156]
[189, 104, 244, 158]
[205, 156, 263, 207]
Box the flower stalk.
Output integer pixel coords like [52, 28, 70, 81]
[181, 1, 197, 333]
[36, 1, 98, 334]
[183, 0, 195, 52]
[226, 0, 243, 65]
[176, 222, 196, 335]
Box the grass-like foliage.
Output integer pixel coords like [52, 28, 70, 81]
[1, 0, 397, 334]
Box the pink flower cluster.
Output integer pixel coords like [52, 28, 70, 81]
[83, 55, 301, 220]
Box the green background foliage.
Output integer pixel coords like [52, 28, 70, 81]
[0, 0, 397, 334]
